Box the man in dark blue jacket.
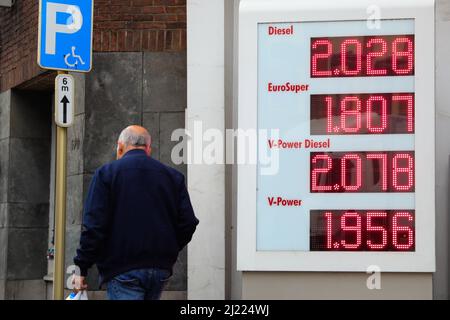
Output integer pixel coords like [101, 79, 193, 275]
[72, 125, 199, 300]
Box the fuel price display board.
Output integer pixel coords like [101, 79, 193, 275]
[238, 0, 435, 272]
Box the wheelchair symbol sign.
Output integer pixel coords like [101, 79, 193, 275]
[64, 46, 85, 67]
[38, 0, 93, 72]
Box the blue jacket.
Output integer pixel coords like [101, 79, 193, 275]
[74, 149, 199, 285]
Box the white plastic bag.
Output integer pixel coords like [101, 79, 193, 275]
[66, 291, 89, 300]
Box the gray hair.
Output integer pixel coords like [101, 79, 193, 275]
[118, 126, 151, 148]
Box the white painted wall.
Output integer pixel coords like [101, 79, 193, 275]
[187, 0, 226, 300]
[434, 0, 450, 300]
[225, 0, 242, 300]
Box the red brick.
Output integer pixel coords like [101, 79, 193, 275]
[153, 14, 178, 22]
[111, 31, 119, 51]
[93, 30, 102, 51]
[141, 6, 166, 14]
[118, 30, 127, 51]
[157, 30, 165, 51]
[129, 21, 166, 29]
[166, 6, 185, 14]
[102, 31, 111, 52]
[132, 0, 153, 6]
[153, 0, 176, 5]
[132, 30, 143, 51]
[174, 29, 182, 51]
[142, 30, 151, 51]
[125, 30, 134, 51]
[149, 30, 158, 51]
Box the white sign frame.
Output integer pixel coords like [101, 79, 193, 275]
[237, 0, 435, 272]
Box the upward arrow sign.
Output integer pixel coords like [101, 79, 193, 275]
[60, 95, 70, 124]
[55, 74, 74, 128]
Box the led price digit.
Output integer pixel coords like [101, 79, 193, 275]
[310, 152, 415, 193]
[311, 35, 415, 77]
[311, 93, 414, 135]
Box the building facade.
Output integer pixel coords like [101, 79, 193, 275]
[0, 0, 187, 299]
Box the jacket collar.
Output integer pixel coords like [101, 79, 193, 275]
[122, 149, 147, 158]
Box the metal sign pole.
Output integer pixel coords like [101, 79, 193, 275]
[53, 70, 68, 300]
[38, 0, 91, 299]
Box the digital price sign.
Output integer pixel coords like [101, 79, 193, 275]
[238, 0, 435, 272]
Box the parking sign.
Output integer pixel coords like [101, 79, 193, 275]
[38, 0, 93, 72]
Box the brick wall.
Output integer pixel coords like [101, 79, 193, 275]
[0, 0, 186, 92]
[0, 0, 41, 92]
[93, 0, 186, 52]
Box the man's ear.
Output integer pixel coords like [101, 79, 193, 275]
[146, 145, 152, 156]
[116, 142, 125, 159]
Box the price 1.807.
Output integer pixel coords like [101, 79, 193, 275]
[310, 93, 414, 135]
